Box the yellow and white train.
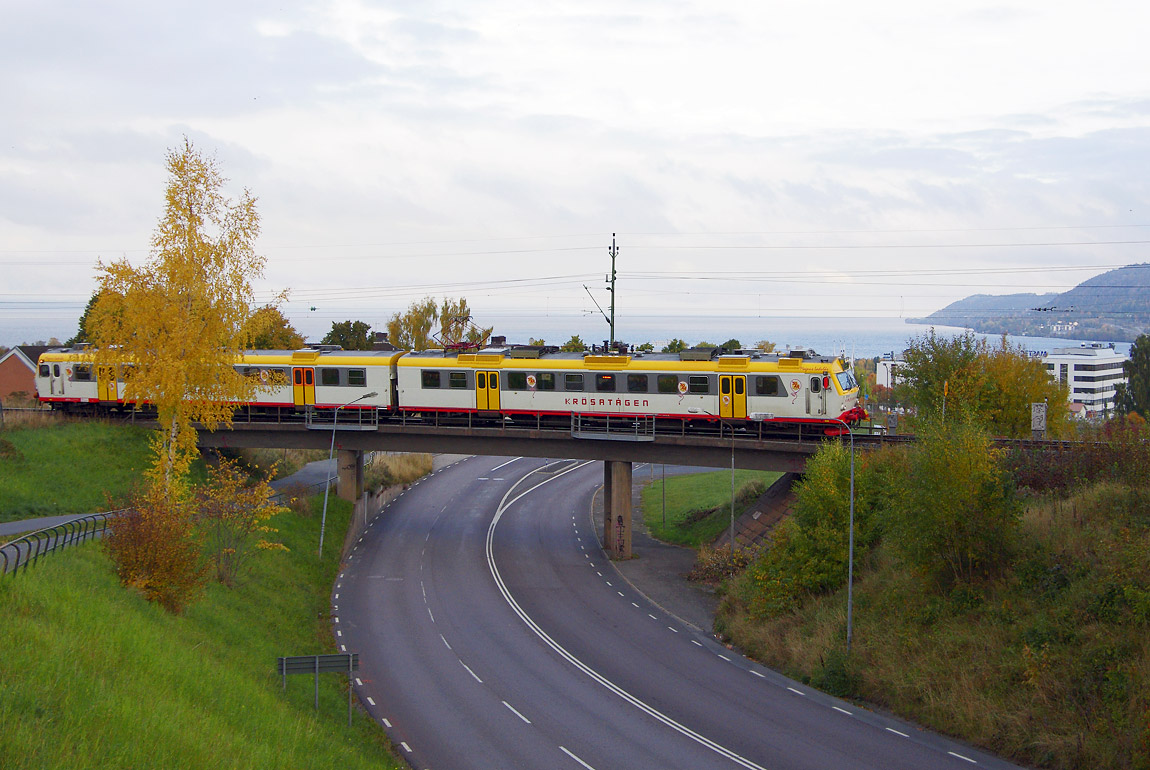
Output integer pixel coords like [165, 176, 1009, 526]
[36, 343, 866, 431]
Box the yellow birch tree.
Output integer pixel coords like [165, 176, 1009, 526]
[89, 138, 274, 494]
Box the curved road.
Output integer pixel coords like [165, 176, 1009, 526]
[337, 456, 1020, 770]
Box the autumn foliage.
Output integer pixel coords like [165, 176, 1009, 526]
[103, 486, 206, 614]
[198, 457, 288, 587]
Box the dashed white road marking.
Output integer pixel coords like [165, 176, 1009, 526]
[692, 640, 704, 648]
[427, 607, 435, 623]
[833, 706, 852, 715]
[401, 742, 411, 753]
[440, 634, 452, 650]
[560, 746, 596, 770]
[382, 718, 392, 728]
[461, 662, 483, 683]
[340, 644, 346, 652]
[667, 626, 678, 633]
[750, 669, 765, 677]
[648, 614, 657, 620]
[631, 602, 640, 608]
[886, 727, 910, 738]
[366, 696, 376, 706]
[786, 687, 805, 696]
[617, 591, 625, 597]
[948, 751, 977, 764]
[502, 700, 532, 724]
[336, 629, 342, 637]
[355, 677, 362, 686]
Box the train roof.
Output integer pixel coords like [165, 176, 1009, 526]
[396, 345, 846, 371]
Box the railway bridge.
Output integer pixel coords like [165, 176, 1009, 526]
[195, 413, 885, 558]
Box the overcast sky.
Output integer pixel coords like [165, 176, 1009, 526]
[3, 0, 1150, 346]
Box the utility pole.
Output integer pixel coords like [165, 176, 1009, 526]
[607, 233, 618, 349]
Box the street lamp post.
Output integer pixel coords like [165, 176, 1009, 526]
[318, 392, 377, 559]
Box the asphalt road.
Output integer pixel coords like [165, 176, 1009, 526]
[337, 456, 1024, 770]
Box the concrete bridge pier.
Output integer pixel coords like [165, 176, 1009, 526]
[337, 449, 365, 503]
[602, 460, 633, 560]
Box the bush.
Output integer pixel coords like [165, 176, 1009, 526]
[103, 486, 206, 613]
[888, 420, 1019, 586]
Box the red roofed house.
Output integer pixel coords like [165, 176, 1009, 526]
[0, 345, 49, 406]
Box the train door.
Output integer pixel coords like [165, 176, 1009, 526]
[97, 365, 117, 402]
[719, 375, 747, 419]
[292, 367, 315, 407]
[807, 375, 827, 416]
[476, 370, 500, 410]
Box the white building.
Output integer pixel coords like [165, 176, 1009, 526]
[876, 353, 903, 389]
[1042, 343, 1127, 419]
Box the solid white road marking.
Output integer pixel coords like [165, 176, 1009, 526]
[441, 634, 452, 650]
[560, 746, 596, 770]
[502, 700, 532, 724]
[486, 462, 770, 770]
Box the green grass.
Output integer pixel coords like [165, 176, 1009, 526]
[0, 495, 403, 770]
[640, 470, 781, 546]
[0, 421, 210, 523]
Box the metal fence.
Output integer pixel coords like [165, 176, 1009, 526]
[0, 510, 125, 576]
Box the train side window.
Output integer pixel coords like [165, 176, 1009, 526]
[688, 375, 709, 394]
[596, 373, 616, 392]
[53, 364, 61, 377]
[507, 371, 527, 390]
[73, 365, 92, 382]
[321, 368, 340, 386]
[564, 373, 584, 391]
[657, 374, 678, 393]
[537, 372, 555, 390]
[627, 374, 648, 393]
[810, 376, 821, 393]
[449, 372, 468, 389]
[422, 370, 441, 388]
[348, 369, 366, 387]
[755, 375, 782, 396]
[39, 364, 50, 377]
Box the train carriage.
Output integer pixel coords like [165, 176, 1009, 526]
[395, 344, 865, 430]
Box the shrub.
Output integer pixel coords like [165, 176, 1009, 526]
[103, 486, 206, 613]
[196, 457, 288, 587]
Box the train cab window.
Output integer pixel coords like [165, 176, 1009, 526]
[53, 365, 61, 377]
[449, 372, 468, 389]
[657, 375, 678, 394]
[836, 371, 857, 391]
[810, 376, 821, 394]
[564, 373, 584, 391]
[348, 369, 366, 387]
[39, 364, 50, 377]
[422, 370, 441, 388]
[755, 375, 783, 396]
[596, 373, 616, 392]
[321, 368, 340, 386]
[507, 371, 527, 390]
[73, 365, 92, 382]
[688, 375, 709, 394]
[537, 372, 556, 390]
[627, 374, 648, 393]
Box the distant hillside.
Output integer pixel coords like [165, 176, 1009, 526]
[909, 264, 1150, 342]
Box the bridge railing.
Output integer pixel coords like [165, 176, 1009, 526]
[0, 510, 125, 576]
[571, 413, 656, 442]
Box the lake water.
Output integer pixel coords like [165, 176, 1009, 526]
[3, 313, 1131, 360]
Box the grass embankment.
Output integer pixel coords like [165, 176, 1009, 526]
[640, 470, 781, 546]
[718, 448, 1150, 769]
[0, 496, 402, 769]
[0, 420, 157, 522]
[0, 421, 403, 769]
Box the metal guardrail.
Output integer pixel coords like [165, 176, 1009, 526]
[0, 509, 125, 576]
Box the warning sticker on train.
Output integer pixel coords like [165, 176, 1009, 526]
[677, 381, 688, 394]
